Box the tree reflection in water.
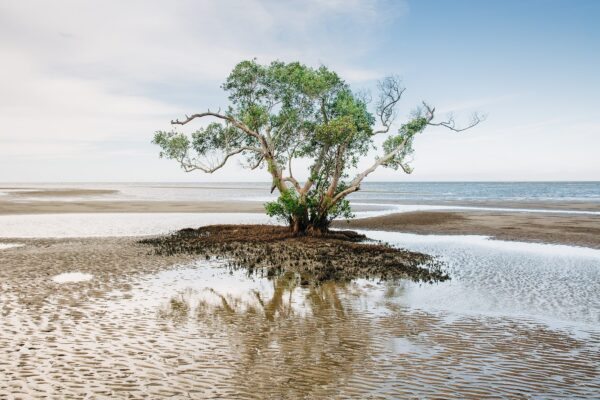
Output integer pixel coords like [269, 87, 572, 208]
[156, 269, 600, 398]
[160, 272, 375, 398]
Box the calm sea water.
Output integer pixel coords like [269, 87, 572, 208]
[355, 181, 600, 202]
[1, 181, 599, 204]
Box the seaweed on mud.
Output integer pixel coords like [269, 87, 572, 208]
[140, 225, 449, 284]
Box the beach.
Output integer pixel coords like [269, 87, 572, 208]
[338, 210, 600, 248]
[2, 235, 599, 398]
[4, 0, 599, 397]
[1, 183, 599, 398]
[3, 201, 600, 248]
[2, 186, 599, 247]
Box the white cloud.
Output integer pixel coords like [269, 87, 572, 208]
[3, 1, 595, 182]
[0, 0, 403, 177]
[0, 0, 400, 86]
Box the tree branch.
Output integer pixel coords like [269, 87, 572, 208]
[330, 138, 408, 205]
[326, 143, 347, 198]
[329, 101, 483, 206]
[301, 144, 329, 196]
[423, 102, 485, 132]
[172, 111, 261, 139]
[283, 176, 302, 192]
[249, 155, 264, 170]
[373, 76, 405, 135]
[172, 110, 289, 192]
[178, 146, 258, 174]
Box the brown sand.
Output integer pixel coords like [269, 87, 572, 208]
[7, 189, 119, 197]
[1, 239, 598, 398]
[336, 210, 600, 249]
[1, 194, 599, 247]
[1, 188, 599, 396]
[0, 237, 197, 311]
[0, 199, 266, 214]
[374, 198, 600, 212]
[0, 199, 390, 215]
[2, 186, 598, 250]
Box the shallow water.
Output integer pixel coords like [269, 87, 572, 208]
[1, 234, 599, 398]
[363, 230, 600, 329]
[0, 243, 23, 250]
[99, 232, 600, 397]
[98, 257, 600, 398]
[0, 212, 271, 238]
[1, 203, 599, 239]
[3, 182, 600, 224]
[51, 272, 93, 283]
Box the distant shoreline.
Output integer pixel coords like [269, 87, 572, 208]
[0, 200, 390, 215]
[335, 210, 600, 249]
[1, 183, 599, 249]
[1, 197, 599, 215]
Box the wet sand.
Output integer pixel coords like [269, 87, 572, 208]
[6, 189, 120, 197]
[336, 210, 600, 249]
[374, 198, 600, 212]
[2, 185, 599, 397]
[0, 198, 392, 215]
[2, 195, 599, 248]
[0, 200, 266, 215]
[1, 239, 598, 398]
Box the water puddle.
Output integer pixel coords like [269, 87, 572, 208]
[99, 257, 600, 398]
[0, 243, 23, 250]
[0, 212, 271, 238]
[362, 230, 600, 330]
[3, 233, 599, 398]
[51, 272, 93, 283]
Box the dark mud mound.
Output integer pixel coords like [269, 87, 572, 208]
[140, 225, 449, 283]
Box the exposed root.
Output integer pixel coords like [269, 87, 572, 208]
[140, 225, 449, 284]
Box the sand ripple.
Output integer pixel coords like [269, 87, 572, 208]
[0, 238, 599, 398]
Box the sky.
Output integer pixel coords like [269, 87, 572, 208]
[0, 0, 599, 182]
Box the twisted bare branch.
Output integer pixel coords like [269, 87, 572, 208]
[172, 111, 261, 139]
[423, 102, 486, 132]
[373, 76, 406, 135]
[178, 146, 260, 174]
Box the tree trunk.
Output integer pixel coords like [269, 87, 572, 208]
[291, 217, 303, 236]
[290, 210, 308, 236]
[306, 224, 326, 236]
[289, 215, 329, 236]
[290, 215, 330, 236]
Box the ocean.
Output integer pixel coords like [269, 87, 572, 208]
[1, 181, 599, 204]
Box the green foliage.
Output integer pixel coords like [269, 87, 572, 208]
[325, 195, 354, 222]
[190, 123, 245, 155]
[264, 190, 308, 224]
[265, 186, 354, 227]
[382, 116, 429, 171]
[152, 59, 472, 233]
[152, 131, 190, 160]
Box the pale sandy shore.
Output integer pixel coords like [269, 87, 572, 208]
[0, 200, 266, 214]
[2, 196, 600, 248]
[375, 198, 600, 212]
[336, 210, 600, 249]
[0, 198, 392, 215]
[6, 189, 120, 197]
[1, 238, 598, 398]
[2, 188, 599, 397]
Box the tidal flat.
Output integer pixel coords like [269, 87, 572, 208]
[1, 226, 599, 398]
[1, 183, 599, 398]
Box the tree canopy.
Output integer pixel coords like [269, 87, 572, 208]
[153, 59, 483, 234]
